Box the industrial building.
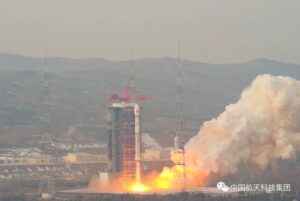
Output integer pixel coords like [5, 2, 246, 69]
[63, 152, 107, 163]
[142, 147, 173, 161]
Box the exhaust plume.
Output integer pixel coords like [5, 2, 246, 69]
[90, 74, 300, 192]
[184, 74, 300, 181]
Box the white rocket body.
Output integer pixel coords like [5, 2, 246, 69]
[134, 104, 141, 184]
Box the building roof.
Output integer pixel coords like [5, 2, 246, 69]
[111, 102, 136, 108]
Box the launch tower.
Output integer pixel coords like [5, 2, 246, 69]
[107, 86, 147, 184]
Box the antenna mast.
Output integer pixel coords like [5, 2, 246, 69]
[43, 43, 51, 143]
[174, 39, 187, 189]
[39, 43, 55, 198]
[129, 45, 135, 96]
[175, 39, 184, 150]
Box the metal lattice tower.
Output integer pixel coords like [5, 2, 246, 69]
[174, 39, 187, 189]
[43, 44, 51, 143]
[129, 46, 135, 96]
[39, 44, 55, 197]
[175, 40, 184, 150]
[39, 174, 55, 196]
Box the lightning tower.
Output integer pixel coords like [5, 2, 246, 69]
[43, 44, 51, 143]
[174, 40, 184, 151]
[129, 45, 135, 96]
[39, 44, 55, 198]
[174, 39, 187, 189]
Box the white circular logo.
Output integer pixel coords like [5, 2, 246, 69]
[217, 181, 229, 192]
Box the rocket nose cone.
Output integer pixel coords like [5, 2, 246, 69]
[134, 104, 140, 115]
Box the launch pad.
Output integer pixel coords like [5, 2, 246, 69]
[59, 187, 226, 195]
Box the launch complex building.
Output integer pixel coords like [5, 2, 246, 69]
[107, 100, 142, 184]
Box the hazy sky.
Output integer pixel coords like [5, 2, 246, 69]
[0, 0, 300, 63]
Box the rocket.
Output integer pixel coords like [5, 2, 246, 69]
[134, 104, 141, 184]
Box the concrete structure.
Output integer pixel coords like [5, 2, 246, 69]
[98, 172, 112, 186]
[142, 149, 160, 160]
[63, 152, 106, 163]
[142, 148, 173, 161]
[159, 147, 173, 160]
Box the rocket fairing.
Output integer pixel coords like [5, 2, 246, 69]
[134, 104, 141, 184]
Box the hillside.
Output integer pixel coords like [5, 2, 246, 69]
[0, 54, 300, 147]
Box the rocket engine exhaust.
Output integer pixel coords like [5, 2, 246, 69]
[91, 74, 300, 193]
[183, 74, 300, 183]
[153, 74, 300, 189]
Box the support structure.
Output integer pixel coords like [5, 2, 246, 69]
[175, 40, 184, 151]
[43, 44, 51, 143]
[121, 105, 136, 181]
[39, 44, 55, 198]
[39, 175, 54, 198]
[107, 102, 138, 183]
[174, 39, 187, 189]
[129, 46, 135, 96]
[107, 64, 150, 185]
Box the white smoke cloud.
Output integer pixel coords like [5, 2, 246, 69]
[142, 133, 162, 150]
[185, 74, 300, 177]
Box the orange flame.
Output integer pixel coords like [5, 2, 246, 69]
[90, 151, 208, 193]
[124, 165, 207, 193]
[129, 183, 150, 193]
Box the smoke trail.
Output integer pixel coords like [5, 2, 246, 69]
[142, 133, 162, 150]
[185, 74, 300, 178]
